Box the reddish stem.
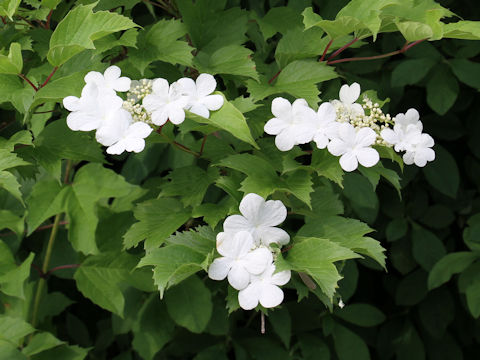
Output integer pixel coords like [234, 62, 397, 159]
[327, 37, 359, 62]
[319, 38, 334, 62]
[327, 39, 427, 65]
[45, 10, 53, 29]
[40, 66, 58, 88]
[45, 264, 80, 276]
[0, 220, 69, 238]
[199, 135, 207, 156]
[268, 70, 281, 85]
[0, 16, 6, 25]
[18, 74, 38, 91]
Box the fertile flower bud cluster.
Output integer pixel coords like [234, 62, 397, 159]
[63, 66, 224, 155]
[208, 193, 291, 310]
[264, 82, 435, 171]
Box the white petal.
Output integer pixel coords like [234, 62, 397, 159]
[356, 147, 379, 168]
[124, 138, 145, 153]
[264, 118, 287, 135]
[63, 96, 80, 111]
[243, 248, 273, 275]
[190, 103, 210, 118]
[327, 138, 348, 156]
[238, 283, 261, 310]
[127, 122, 152, 138]
[104, 66, 121, 81]
[67, 112, 101, 131]
[168, 106, 185, 125]
[380, 128, 398, 145]
[339, 152, 358, 172]
[271, 269, 291, 286]
[203, 94, 224, 111]
[271, 97, 291, 119]
[177, 77, 197, 97]
[339, 83, 360, 104]
[106, 142, 126, 155]
[208, 257, 232, 280]
[314, 133, 329, 149]
[350, 103, 365, 116]
[114, 77, 131, 92]
[258, 284, 284, 308]
[275, 131, 295, 151]
[317, 102, 336, 122]
[355, 127, 376, 147]
[239, 193, 265, 220]
[151, 109, 169, 126]
[258, 199, 287, 226]
[196, 73, 217, 97]
[292, 124, 315, 145]
[84, 71, 103, 85]
[420, 133, 434, 148]
[230, 231, 255, 258]
[405, 108, 420, 123]
[292, 98, 309, 108]
[152, 78, 170, 96]
[228, 265, 251, 290]
[142, 94, 161, 112]
[403, 151, 415, 165]
[223, 214, 252, 235]
[338, 122, 356, 143]
[257, 226, 290, 246]
[414, 148, 435, 167]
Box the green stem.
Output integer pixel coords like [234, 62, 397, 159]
[29, 160, 72, 331]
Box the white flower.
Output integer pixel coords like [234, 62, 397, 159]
[177, 73, 224, 118]
[63, 84, 125, 132]
[311, 102, 339, 149]
[223, 193, 290, 247]
[96, 111, 153, 155]
[84, 65, 131, 94]
[380, 124, 422, 152]
[331, 82, 365, 118]
[142, 78, 189, 126]
[327, 123, 380, 172]
[238, 264, 291, 310]
[208, 231, 273, 290]
[264, 97, 317, 151]
[403, 133, 435, 167]
[394, 108, 423, 131]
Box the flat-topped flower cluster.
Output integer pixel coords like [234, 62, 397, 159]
[63, 66, 224, 155]
[264, 83, 435, 171]
[208, 193, 291, 310]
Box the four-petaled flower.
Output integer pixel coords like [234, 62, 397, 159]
[142, 78, 189, 126]
[84, 65, 131, 95]
[238, 264, 291, 310]
[311, 102, 339, 149]
[331, 82, 364, 118]
[327, 123, 380, 172]
[264, 97, 317, 151]
[403, 133, 435, 167]
[208, 231, 273, 290]
[177, 73, 224, 118]
[223, 193, 290, 247]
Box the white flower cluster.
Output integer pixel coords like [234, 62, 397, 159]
[264, 83, 435, 171]
[63, 66, 224, 155]
[208, 193, 291, 310]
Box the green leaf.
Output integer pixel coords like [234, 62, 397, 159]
[465, 281, 480, 318]
[411, 225, 446, 271]
[0, 0, 21, 19]
[29, 344, 89, 360]
[333, 323, 371, 360]
[334, 303, 386, 327]
[302, 7, 323, 30]
[74, 251, 138, 317]
[275, 27, 324, 68]
[426, 65, 458, 115]
[132, 295, 175, 359]
[0, 209, 23, 236]
[449, 58, 480, 90]
[123, 198, 191, 250]
[311, 148, 344, 186]
[0, 315, 35, 342]
[343, 173, 379, 223]
[0, 252, 34, 299]
[285, 237, 360, 300]
[0, 340, 26, 360]
[22, 332, 64, 356]
[32, 72, 86, 108]
[63, 163, 140, 254]
[298, 333, 330, 360]
[194, 45, 258, 81]
[428, 252, 479, 290]
[391, 58, 436, 87]
[443, 20, 480, 40]
[47, 3, 137, 66]
[386, 218, 408, 242]
[165, 226, 216, 256]
[188, 95, 258, 148]
[247, 60, 338, 106]
[129, 19, 194, 74]
[395, 21, 433, 42]
[25, 178, 63, 234]
[137, 244, 206, 297]
[359, 163, 401, 196]
[0, 75, 23, 105]
[268, 307, 291, 348]
[423, 145, 459, 198]
[257, 6, 303, 40]
[164, 275, 213, 333]
[0, 171, 23, 204]
[0, 42, 22, 74]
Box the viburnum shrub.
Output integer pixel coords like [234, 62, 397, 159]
[1, 0, 479, 359]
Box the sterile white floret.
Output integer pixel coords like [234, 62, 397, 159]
[223, 193, 290, 247]
[331, 82, 365, 119]
[311, 102, 339, 149]
[177, 73, 224, 118]
[84, 65, 131, 94]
